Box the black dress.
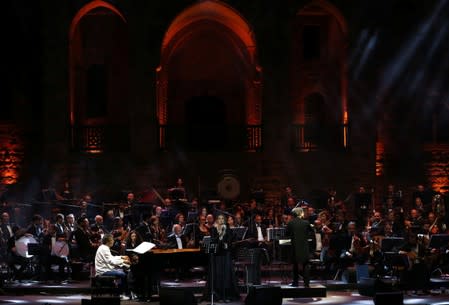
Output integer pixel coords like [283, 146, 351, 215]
[205, 225, 239, 301]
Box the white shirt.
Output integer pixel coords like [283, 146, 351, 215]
[95, 244, 125, 276]
[256, 225, 264, 241]
[176, 236, 183, 249]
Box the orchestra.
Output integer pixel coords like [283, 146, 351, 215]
[0, 180, 449, 299]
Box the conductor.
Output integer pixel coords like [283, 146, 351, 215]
[286, 207, 312, 287]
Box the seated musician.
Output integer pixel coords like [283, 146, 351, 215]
[398, 232, 430, 294]
[65, 214, 76, 233]
[26, 214, 44, 240]
[367, 211, 385, 237]
[246, 214, 268, 245]
[91, 215, 107, 235]
[125, 230, 159, 301]
[149, 215, 166, 247]
[41, 225, 69, 282]
[191, 214, 210, 248]
[166, 224, 191, 281]
[6, 227, 29, 280]
[167, 224, 189, 249]
[60, 181, 74, 200]
[136, 213, 152, 242]
[95, 233, 131, 300]
[54, 214, 68, 237]
[103, 210, 115, 233]
[332, 221, 368, 282]
[121, 192, 135, 227]
[72, 216, 95, 262]
[244, 214, 273, 265]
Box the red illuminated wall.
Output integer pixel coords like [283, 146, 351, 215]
[157, 0, 262, 128]
[0, 124, 24, 184]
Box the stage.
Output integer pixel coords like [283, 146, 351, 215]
[0, 277, 448, 305]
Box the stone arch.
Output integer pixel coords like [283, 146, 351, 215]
[157, 0, 262, 151]
[68, 0, 129, 152]
[292, 0, 349, 149]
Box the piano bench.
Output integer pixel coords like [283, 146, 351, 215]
[91, 275, 119, 296]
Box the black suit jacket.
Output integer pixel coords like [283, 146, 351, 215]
[246, 222, 267, 240]
[166, 233, 188, 249]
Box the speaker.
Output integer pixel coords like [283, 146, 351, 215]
[358, 277, 376, 297]
[374, 291, 403, 305]
[245, 285, 282, 305]
[358, 277, 394, 297]
[81, 296, 120, 305]
[160, 287, 197, 305]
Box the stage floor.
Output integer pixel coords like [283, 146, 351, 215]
[0, 278, 449, 305]
[0, 290, 448, 305]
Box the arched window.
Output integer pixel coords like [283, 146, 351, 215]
[291, 0, 348, 152]
[69, 1, 129, 153]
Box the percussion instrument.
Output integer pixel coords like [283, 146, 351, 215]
[15, 235, 38, 258]
[51, 240, 70, 258]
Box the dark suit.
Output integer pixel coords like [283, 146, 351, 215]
[136, 221, 152, 242]
[246, 222, 267, 241]
[166, 233, 188, 249]
[286, 217, 313, 287]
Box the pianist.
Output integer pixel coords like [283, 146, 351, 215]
[95, 234, 131, 300]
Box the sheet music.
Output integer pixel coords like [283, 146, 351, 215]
[126, 241, 156, 254]
[279, 239, 291, 245]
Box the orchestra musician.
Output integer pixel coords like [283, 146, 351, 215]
[246, 214, 267, 244]
[41, 224, 69, 282]
[72, 216, 96, 262]
[166, 224, 190, 281]
[26, 214, 44, 241]
[168, 178, 187, 201]
[136, 213, 152, 242]
[368, 211, 385, 236]
[90, 215, 107, 235]
[54, 214, 68, 237]
[7, 227, 29, 280]
[398, 232, 430, 294]
[149, 215, 166, 246]
[60, 181, 74, 200]
[94, 233, 131, 301]
[0, 212, 13, 259]
[124, 230, 146, 301]
[120, 192, 136, 228]
[167, 224, 188, 250]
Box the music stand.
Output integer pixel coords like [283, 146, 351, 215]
[230, 227, 248, 241]
[187, 212, 198, 223]
[202, 236, 219, 305]
[267, 227, 286, 261]
[381, 237, 406, 280]
[429, 234, 449, 250]
[26, 243, 41, 278]
[27, 243, 42, 256]
[381, 237, 404, 253]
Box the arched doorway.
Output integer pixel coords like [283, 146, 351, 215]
[157, 0, 262, 152]
[185, 96, 227, 151]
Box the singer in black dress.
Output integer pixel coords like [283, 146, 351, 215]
[207, 214, 240, 302]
